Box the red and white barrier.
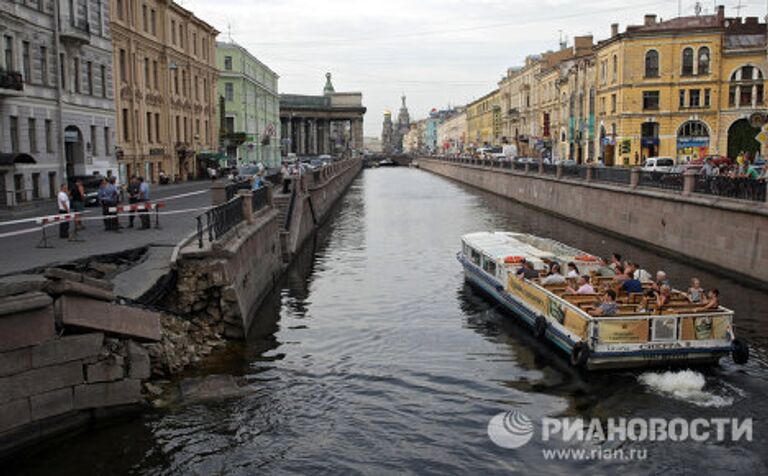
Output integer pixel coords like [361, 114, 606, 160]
[108, 201, 165, 213]
[35, 212, 81, 225]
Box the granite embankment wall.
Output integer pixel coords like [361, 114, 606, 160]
[0, 269, 159, 457]
[420, 158, 768, 287]
[174, 159, 362, 338]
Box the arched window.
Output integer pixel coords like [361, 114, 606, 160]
[645, 50, 659, 78]
[678, 120, 709, 138]
[682, 47, 694, 76]
[729, 65, 765, 108]
[698, 47, 710, 75]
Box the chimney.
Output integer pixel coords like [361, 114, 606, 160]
[745, 17, 758, 25]
[611, 23, 619, 37]
[717, 5, 725, 24]
[644, 14, 657, 26]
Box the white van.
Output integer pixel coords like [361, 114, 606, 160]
[640, 157, 676, 173]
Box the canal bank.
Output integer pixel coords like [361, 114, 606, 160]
[419, 158, 768, 288]
[6, 167, 765, 474]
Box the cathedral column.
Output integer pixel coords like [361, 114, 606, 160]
[311, 119, 318, 155]
[351, 118, 364, 152]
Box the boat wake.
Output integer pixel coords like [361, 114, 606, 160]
[638, 370, 734, 408]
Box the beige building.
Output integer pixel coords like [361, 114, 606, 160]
[111, 0, 219, 182]
[437, 109, 467, 154]
[466, 89, 501, 148]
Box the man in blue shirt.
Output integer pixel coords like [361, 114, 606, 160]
[138, 177, 151, 229]
[97, 178, 115, 231]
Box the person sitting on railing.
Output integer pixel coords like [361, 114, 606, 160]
[567, 275, 595, 295]
[696, 289, 720, 312]
[590, 290, 618, 316]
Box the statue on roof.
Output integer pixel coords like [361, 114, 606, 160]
[323, 72, 335, 95]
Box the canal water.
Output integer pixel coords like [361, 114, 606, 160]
[8, 168, 768, 474]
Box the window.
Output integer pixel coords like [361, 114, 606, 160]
[151, 9, 156, 35]
[470, 249, 481, 266]
[117, 0, 124, 21]
[698, 47, 710, 75]
[10, 116, 19, 153]
[643, 91, 660, 110]
[181, 69, 186, 95]
[195, 119, 200, 136]
[729, 65, 765, 107]
[152, 60, 158, 89]
[225, 116, 234, 133]
[175, 115, 180, 141]
[704, 88, 711, 107]
[28, 118, 37, 153]
[91, 125, 97, 155]
[482, 257, 497, 276]
[678, 120, 708, 138]
[45, 119, 53, 152]
[203, 77, 208, 101]
[183, 117, 187, 141]
[73, 57, 80, 93]
[100, 64, 107, 97]
[205, 119, 209, 143]
[144, 57, 150, 85]
[142, 5, 148, 32]
[119, 49, 126, 82]
[193, 33, 197, 55]
[146, 112, 152, 142]
[22, 41, 30, 82]
[225, 82, 233, 101]
[4, 35, 14, 71]
[86, 61, 93, 95]
[104, 127, 110, 154]
[68, 0, 75, 26]
[224, 56, 232, 71]
[689, 89, 700, 107]
[171, 20, 177, 44]
[40, 46, 47, 85]
[48, 172, 56, 199]
[610, 93, 617, 113]
[194, 75, 199, 100]
[155, 112, 160, 142]
[31, 173, 40, 199]
[645, 50, 659, 78]
[679, 89, 686, 108]
[122, 108, 130, 141]
[612, 54, 618, 82]
[682, 47, 694, 76]
[173, 69, 179, 94]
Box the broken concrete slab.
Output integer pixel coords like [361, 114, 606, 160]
[73, 379, 142, 409]
[178, 374, 249, 402]
[44, 268, 114, 291]
[86, 358, 125, 383]
[112, 246, 174, 302]
[29, 387, 74, 421]
[46, 280, 115, 302]
[127, 342, 150, 380]
[0, 274, 49, 299]
[58, 295, 161, 342]
[31, 333, 104, 368]
[0, 304, 56, 353]
[0, 292, 52, 316]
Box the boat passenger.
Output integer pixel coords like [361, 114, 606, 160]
[516, 260, 540, 280]
[653, 271, 671, 291]
[637, 289, 656, 313]
[654, 285, 672, 312]
[566, 262, 580, 278]
[633, 264, 653, 283]
[541, 263, 566, 285]
[621, 274, 644, 294]
[687, 278, 705, 303]
[567, 275, 595, 295]
[696, 289, 720, 312]
[590, 290, 618, 316]
[597, 257, 616, 277]
[610, 253, 623, 272]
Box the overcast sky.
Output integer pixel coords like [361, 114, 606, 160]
[185, 0, 767, 136]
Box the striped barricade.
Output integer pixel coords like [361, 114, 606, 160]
[108, 201, 165, 229]
[35, 212, 81, 248]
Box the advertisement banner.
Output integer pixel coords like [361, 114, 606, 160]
[598, 320, 649, 343]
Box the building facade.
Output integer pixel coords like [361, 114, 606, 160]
[437, 108, 467, 154]
[111, 0, 219, 182]
[217, 41, 280, 168]
[280, 73, 365, 157]
[466, 89, 501, 148]
[595, 8, 768, 166]
[1, 0, 117, 206]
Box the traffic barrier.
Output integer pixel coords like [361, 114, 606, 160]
[108, 201, 166, 229]
[35, 212, 81, 248]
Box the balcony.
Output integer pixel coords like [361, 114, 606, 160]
[0, 70, 24, 96]
[59, 20, 91, 45]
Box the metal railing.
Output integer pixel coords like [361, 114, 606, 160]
[542, 163, 558, 176]
[196, 196, 243, 248]
[225, 180, 251, 201]
[251, 185, 269, 211]
[591, 167, 631, 185]
[283, 185, 297, 230]
[694, 176, 767, 202]
[639, 171, 684, 191]
[561, 165, 581, 178]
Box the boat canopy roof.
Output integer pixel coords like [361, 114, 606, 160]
[462, 232, 589, 269]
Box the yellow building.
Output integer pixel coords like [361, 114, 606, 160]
[111, 0, 219, 182]
[594, 8, 768, 166]
[466, 89, 501, 148]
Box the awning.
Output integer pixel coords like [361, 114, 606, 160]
[0, 153, 35, 166]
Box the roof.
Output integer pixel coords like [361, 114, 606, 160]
[462, 232, 591, 267]
[0, 153, 35, 167]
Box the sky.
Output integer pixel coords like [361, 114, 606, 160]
[184, 0, 768, 137]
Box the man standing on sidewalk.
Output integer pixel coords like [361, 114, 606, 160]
[57, 183, 71, 239]
[127, 176, 140, 228]
[138, 176, 151, 229]
[97, 178, 111, 231]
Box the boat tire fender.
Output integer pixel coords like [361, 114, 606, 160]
[533, 316, 548, 339]
[732, 338, 749, 365]
[570, 342, 590, 368]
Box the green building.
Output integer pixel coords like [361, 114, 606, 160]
[216, 41, 281, 168]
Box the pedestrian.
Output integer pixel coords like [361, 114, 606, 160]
[127, 176, 140, 228]
[108, 177, 120, 230]
[71, 179, 86, 230]
[281, 162, 291, 193]
[138, 176, 151, 229]
[97, 178, 111, 231]
[57, 183, 71, 239]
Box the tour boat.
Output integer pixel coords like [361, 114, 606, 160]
[458, 232, 749, 370]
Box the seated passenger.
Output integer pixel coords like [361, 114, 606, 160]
[654, 284, 672, 312]
[590, 290, 618, 316]
[637, 289, 656, 313]
[652, 270, 671, 291]
[621, 275, 644, 294]
[696, 288, 720, 312]
[516, 260, 540, 280]
[567, 275, 595, 295]
[610, 252, 623, 273]
[566, 261, 580, 279]
[541, 263, 566, 285]
[597, 257, 616, 277]
[687, 278, 705, 303]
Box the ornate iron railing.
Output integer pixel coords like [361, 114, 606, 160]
[251, 185, 270, 211]
[591, 167, 632, 185]
[638, 171, 684, 191]
[225, 180, 252, 201]
[196, 196, 243, 248]
[695, 176, 767, 202]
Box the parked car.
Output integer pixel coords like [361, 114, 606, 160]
[640, 157, 676, 173]
[67, 175, 105, 207]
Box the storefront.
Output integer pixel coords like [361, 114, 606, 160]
[676, 120, 710, 162]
